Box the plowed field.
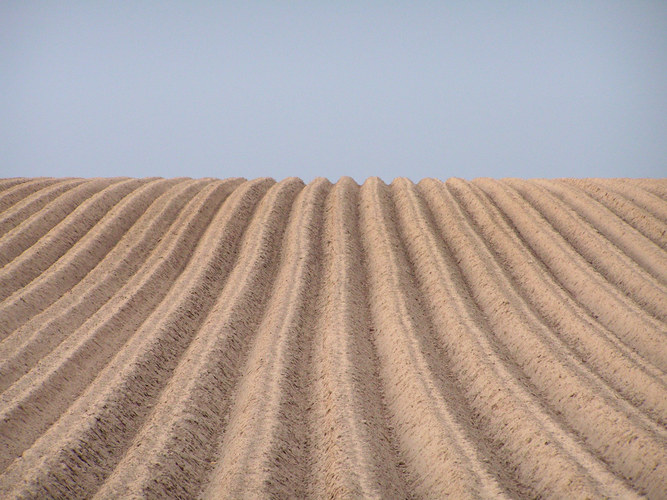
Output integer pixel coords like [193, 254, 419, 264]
[0, 176, 665, 498]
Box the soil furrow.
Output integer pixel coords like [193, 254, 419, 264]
[0, 178, 117, 268]
[538, 179, 667, 283]
[0, 178, 65, 213]
[0, 178, 285, 498]
[0, 177, 180, 336]
[414, 179, 666, 497]
[475, 178, 667, 370]
[309, 177, 410, 499]
[0, 178, 30, 195]
[390, 178, 637, 498]
[0, 178, 86, 237]
[562, 179, 667, 250]
[93, 178, 302, 499]
[203, 178, 328, 499]
[599, 179, 667, 222]
[0, 177, 150, 299]
[443, 178, 667, 422]
[0, 178, 248, 477]
[506, 179, 667, 318]
[0, 179, 209, 390]
[358, 177, 513, 499]
[628, 178, 667, 200]
[0, 176, 663, 498]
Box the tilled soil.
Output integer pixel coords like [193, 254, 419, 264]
[0, 176, 665, 499]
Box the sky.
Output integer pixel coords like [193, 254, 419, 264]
[1, 1, 666, 183]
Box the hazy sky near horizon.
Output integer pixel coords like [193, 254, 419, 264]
[2, 1, 666, 182]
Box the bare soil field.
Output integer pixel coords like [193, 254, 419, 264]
[0, 176, 665, 498]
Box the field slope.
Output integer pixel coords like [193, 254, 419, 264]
[0, 176, 665, 499]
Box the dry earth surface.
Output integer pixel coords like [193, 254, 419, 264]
[0, 176, 665, 499]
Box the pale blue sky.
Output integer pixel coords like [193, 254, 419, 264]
[1, 1, 665, 182]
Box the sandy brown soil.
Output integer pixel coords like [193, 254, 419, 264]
[0, 176, 665, 499]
